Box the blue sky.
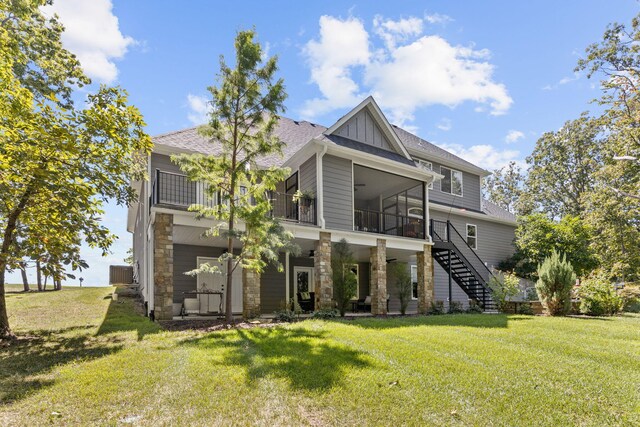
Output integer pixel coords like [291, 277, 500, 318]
[9, 0, 638, 286]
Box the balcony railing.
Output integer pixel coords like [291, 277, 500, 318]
[151, 170, 316, 225]
[354, 209, 425, 239]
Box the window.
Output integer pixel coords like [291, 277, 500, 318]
[407, 207, 423, 218]
[416, 159, 433, 189]
[440, 166, 463, 196]
[466, 224, 477, 250]
[410, 265, 418, 299]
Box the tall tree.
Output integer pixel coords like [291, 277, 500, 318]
[483, 161, 526, 215]
[576, 14, 640, 281]
[172, 30, 295, 323]
[524, 113, 603, 219]
[0, 1, 151, 339]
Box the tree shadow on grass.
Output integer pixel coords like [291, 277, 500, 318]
[0, 328, 124, 404]
[181, 327, 372, 392]
[337, 313, 532, 330]
[96, 297, 161, 341]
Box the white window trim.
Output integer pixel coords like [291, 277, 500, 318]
[440, 166, 464, 197]
[416, 159, 433, 189]
[410, 264, 418, 300]
[466, 223, 478, 250]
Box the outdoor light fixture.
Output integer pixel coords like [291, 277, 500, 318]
[308, 250, 315, 258]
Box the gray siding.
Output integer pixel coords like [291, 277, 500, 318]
[416, 158, 482, 211]
[150, 153, 183, 175]
[288, 256, 314, 299]
[261, 254, 287, 314]
[299, 154, 316, 195]
[429, 210, 516, 307]
[335, 109, 393, 151]
[323, 155, 353, 231]
[173, 244, 225, 303]
[387, 263, 418, 313]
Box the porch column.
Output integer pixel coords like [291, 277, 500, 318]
[153, 213, 174, 321]
[242, 268, 261, 319]
[370, 238, 387, 315]
[314, 231, 333, 309]
[417, 244, 435, 314]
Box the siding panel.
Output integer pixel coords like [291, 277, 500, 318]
[261, 254, 287, 314]
[323, 155, 353, 230]
[416, 158, 482, 211]
[299, 154, 317, 195]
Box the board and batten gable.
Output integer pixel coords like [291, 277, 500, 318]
[322, 154, 353, 231]
[335, 109, 394, 151]
[416, 157, 482, 211]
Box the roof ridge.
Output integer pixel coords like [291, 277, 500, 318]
[153, 126, 199, 139]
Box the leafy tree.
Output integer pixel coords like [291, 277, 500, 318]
[576, 14, 640, 282]
[524, 113, 603, 219]
[535, 250, 576, 316]
[389, 263, 412, 315]
[124, 248, 134, 265]
[331, 239, 357, 316]
[0, 2, 151, 339]
[483, 161, 526, 215]
[500, 214, 599, 280]
[488, 271, 520, 313]
[172, 30, 295, 322]
[578, 270, 623, 316]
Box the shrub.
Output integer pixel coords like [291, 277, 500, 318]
[390, 263, 412, 315]
[312, 308, 339, 319]
[620, 286, 640, 313]
[578, 271, 624, 316]
[488, 271, 520, 312]
[525, 287, 538, 301]
[273, 309, 296, 322]
[331, 239, 358, 317]
[517, 303, 534, 315]
[535, 250, 576, 316]
[428, 300, 445, 315]
[467, 300, 484, 313]
[448, 301, 465, 314]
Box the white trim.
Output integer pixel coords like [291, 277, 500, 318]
[410, 264, 418, 300]
[440, 165, 463, 197]
[405, 147, 491, 177]
[428, 203, 517, 226]
[466, 223, 478, 250]
[316, 144, 328, 229]
[351, 161, 355, 231]
[416, 159, 434, 190]
[285, 251, 290, 303]
[293, 266, 314, 302]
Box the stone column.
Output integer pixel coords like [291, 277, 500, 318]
[417, 244, 435, 314]
[242, 268, 261, 319]
[314, 232, 333, 309]
[370, 239, 387, 315]
[153, 213, 174, 320]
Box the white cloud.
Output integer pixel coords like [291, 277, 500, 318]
[186, 94, 211, 125]
[301, 14, 512, 125]
[301, 16, 370, 118]
[436, 118, 452, 131]
[424, 12, 453, 25]
[41, 0, 135, 84]
[435, 142, 522, 171]
[505, 129, 524, 144]
[542, 72, 580, 91]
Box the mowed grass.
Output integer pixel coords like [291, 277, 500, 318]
[1, 285, 639, 426]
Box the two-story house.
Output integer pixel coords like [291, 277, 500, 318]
[128, 97, 517, 320]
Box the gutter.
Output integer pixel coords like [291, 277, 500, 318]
[315, 142, 328, 229]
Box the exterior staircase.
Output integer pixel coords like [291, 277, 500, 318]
[429, 219, 497, 311]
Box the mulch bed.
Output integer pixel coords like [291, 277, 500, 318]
[159, 318, 283, 332]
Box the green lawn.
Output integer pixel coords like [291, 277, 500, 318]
[1, 286, 639, 426]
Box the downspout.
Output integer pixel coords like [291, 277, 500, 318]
[316, 142, 328, 229]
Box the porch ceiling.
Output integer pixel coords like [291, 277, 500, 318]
[353, 164, 421, 200]
[172, 225, 241, 248]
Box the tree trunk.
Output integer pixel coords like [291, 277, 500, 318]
[36, 261, 42, 291]
[55, 278, 61, 291]
[43, 274, 48, 291]
[225, 238, 234, 324]
[19, 262, 29, 292]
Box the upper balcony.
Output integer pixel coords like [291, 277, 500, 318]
[150, 170, 316, 225]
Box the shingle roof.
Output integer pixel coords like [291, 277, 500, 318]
[481, 199, 517, 223]
[391, 125, 490, 176]
[319, 134, 416, 166]
[152, 116, 513, 223]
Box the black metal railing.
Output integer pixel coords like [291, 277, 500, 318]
[151, 170, 316, 225]
[268, 191, 316, 225]
[429, 219, 493, 280]
[354, 209, 425, 239]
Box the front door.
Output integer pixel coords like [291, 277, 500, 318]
[293, 266, 314, 302]
[197, 257, 243, 313]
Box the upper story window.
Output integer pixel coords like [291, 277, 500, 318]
[416, 159, 434, 189]
[440, 166, 463, 196]
[466, 224, 477, 250]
